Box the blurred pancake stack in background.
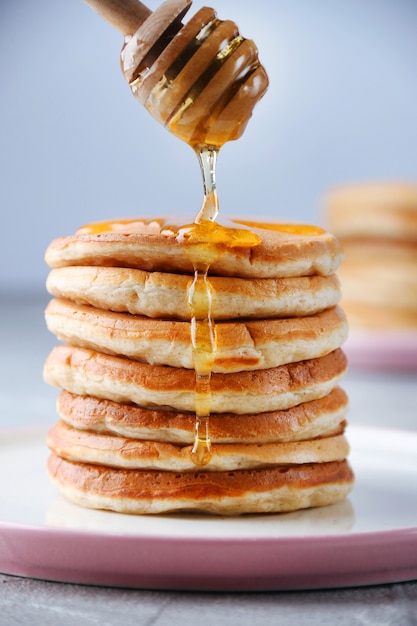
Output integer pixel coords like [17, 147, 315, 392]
[325, 182, 417, 368]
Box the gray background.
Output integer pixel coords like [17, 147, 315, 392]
[1, 0, 417, 294]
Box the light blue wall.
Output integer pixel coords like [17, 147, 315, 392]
[1, 0, 416, 292]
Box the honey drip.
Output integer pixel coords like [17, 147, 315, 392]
[187, 148, 218, 466]
[188, 262, 215, 466]
[180, 148, 262, 465]
[196, 148, 219, 223]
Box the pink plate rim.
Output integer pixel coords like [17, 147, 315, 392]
[1, 518, 417, 590]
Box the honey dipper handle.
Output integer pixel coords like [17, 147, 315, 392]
[84, 0, 152, 35]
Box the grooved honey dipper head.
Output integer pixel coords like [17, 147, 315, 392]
[120, 0, 269, 148]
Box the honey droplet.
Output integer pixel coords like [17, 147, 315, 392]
[196, 148, 219, 223]
[187, 264, 215, 466]
[191, 415, 212, 466]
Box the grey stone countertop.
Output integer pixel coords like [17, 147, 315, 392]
[0, 295, 416, 626]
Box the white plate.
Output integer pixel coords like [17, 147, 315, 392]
[0, 425, 416, 590]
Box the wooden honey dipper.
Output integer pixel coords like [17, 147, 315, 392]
[84, 0, 269, 148]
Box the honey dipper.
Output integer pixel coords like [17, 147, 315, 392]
[84, 0, 269, 148]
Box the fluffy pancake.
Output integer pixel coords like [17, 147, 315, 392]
[56, 387, 349, 444]
[46, 266, 341, 320]
[43, 345, 347, 414]
[47, 453, 354, 515]
[47, 420, 350, 472]
[45, 299, 348, 372]
[44, 217, 343, 279]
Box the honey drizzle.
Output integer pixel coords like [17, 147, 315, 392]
[183, 148, 264, 465]
[188, 264, 215, 465]
[188, 148, 219, 466]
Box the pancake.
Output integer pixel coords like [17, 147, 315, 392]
[46, 266, 341, 321]
[47, 420, 349, 472]
[325, 182, 417, 241]
[47, 453, 354, 515]
[43, 345, 347, 414]
[333, 239, 417, 268]
[45, 299, 348, 372]
[336, 257, 417, 311]
[44, 217, 343, 279]
[56, 387, 349, 444]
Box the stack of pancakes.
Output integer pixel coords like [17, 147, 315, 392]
[43, 217, 354, 515]
[325, 182, 417, 331]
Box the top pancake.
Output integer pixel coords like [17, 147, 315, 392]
[44, 217, 343, 278]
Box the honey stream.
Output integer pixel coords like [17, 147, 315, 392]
[176, 147, 261, 465]
[188, 148, 219, 466]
